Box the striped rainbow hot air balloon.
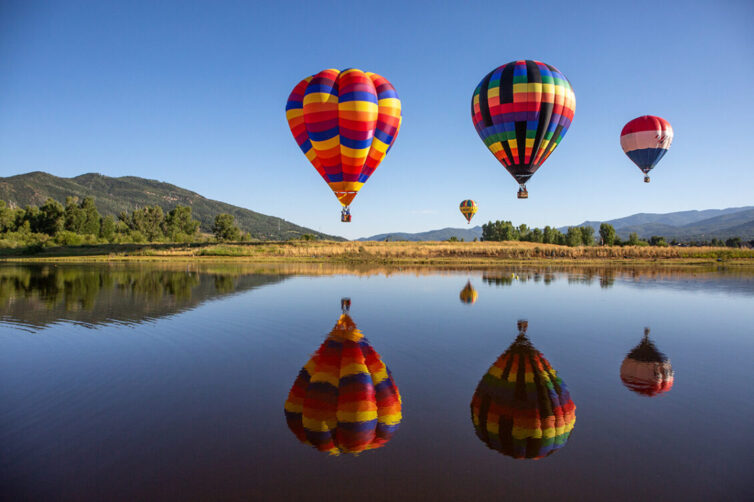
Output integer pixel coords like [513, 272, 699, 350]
[472, 60, 576, 199]
[620, 328, 674, 397]
[471, 320, 576, 459]
[459, 200, 478, 224]
[620, 115, 673, 183]
[285, 68, 402, 222]
[284, 303, 401, 455]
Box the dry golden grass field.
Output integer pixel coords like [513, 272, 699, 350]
[2, 240, 753, 266]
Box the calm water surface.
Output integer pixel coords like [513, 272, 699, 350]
[1, 263, 752, 501]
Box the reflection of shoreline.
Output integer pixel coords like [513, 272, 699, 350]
[0, 263, 289, 331]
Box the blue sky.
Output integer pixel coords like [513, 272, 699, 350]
[1, 0, 752, 239]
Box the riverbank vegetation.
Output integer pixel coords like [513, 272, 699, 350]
[0, 197, 252, 250]
[3, 240, 753, 265]
[481, 220, 752, 248]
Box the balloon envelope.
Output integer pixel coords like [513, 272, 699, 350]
[620, 115, 673, 177]
[471, 321, 576, 459]
[459, 199, 478, 223]
[286, 68, 402, 208]
[471, 60, 575, 193]
[620, 329, 674, 396]
[284, 313, 402, 455]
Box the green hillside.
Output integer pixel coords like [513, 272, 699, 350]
[0, 172, 343, 241]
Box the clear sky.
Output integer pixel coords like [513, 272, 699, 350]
[1, 0, 752, 239]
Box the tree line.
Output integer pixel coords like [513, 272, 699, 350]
[0, 196, 250, 248]
[481, 220, 750, 247]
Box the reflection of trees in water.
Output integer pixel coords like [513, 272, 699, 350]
[0, 264, 287, 330]
[479, 265, 754, 291]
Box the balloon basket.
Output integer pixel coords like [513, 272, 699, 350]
[517, 189, 528, 199]
[644, 176, 650, 183]
[341, 214, 352, 223]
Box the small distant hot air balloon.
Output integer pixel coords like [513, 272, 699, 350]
[284, 300, 402, 455]
[459, 280, 478, 304]
[471, 320, 576, 459]
[620, 115, 673, 183]
[620, 328, 674, 396]
[472, 60, 576, 199]
[459, 200, 478, 224]
[285, 69, 402, 222]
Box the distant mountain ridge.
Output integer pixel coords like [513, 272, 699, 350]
[358, 206, 754, 241]
[357, 226, 483, 242]
[566, 206, 754, 240]
[0, 172, 342, 240]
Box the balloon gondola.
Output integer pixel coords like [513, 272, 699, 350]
[284, 299, 402, 455]
[471, 60, 576, 199]
[470, 320, 576, 459]
[620, 116, 673, 183]
[620, 328, 674, 396]
[286, 68, 402, 221]
[459, 280, 478, 304]
[459, 199, 478, 224]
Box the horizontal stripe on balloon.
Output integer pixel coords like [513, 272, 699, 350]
[339, 91, 378, 103]
[620, 130, 672, 152]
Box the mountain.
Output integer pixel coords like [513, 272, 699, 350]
[356, 206, 754, 242]
[0, 172, 342, 240]
[564, 206, 754, 240]
[358, 226, 483, 241]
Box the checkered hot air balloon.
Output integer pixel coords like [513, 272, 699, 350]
[471, 60, 576, 199]
[620, 328, 674, 397]
[620, 115, 673, 183]
[459, 200, 478, 224]
[459, 280, 478, 304]
[285, 69, 402, 222]
[471, 320, 576, 459]
[284, 301, 402, 455]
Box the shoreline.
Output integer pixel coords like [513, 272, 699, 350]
[1, 240, 752, 267]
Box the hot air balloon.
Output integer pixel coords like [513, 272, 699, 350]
[285, 69, 402, 222]
[470, 320, 576, 459]
[284, 300, 402, 455]
[620, 115, 673, 183]
[620, 328, 674, 396]
[459, 280, 478, 304]
[471, 60, 576, 199]
[459, 200, 478, 224]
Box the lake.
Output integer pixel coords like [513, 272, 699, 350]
[1, 262, 752, 501]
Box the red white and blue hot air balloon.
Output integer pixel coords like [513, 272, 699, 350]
[620, 115, 673, 183]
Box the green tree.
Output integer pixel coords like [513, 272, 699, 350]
[129, 206, 165, 241]
[649, 235, 668, 247]
[99, 215, 116, 241]
[725, 237, 742, 248]
[0, 200, 15, 232]
[566, 227, 583, 247]
[212, 213, 241, 241]
[64, 197, 86, 233]
[579, 226, 595, 246]
[79, 197, 101, 236]
[517, 224, 530, 241]
[627, 232, 640, 246]
[37, 198, 65, 235]
[164, 205, 200, 241]
[542, 225, 556, 244]
[599, 223, 616, 246]
[529, 227, 543, 243]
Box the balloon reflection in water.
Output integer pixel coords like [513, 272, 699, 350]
[620, 328, 674, 396]
[459, 281, 478, 304]
[284, 300, 402, 455]
[471, 320, 576, 459]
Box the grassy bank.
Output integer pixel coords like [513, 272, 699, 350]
[1, 240, 753, 266]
